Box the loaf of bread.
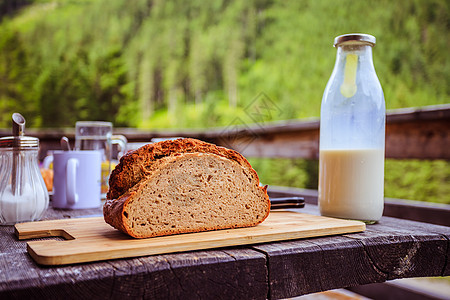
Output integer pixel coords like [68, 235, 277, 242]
[103, 138, 270, 238]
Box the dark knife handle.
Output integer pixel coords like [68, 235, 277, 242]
[270, 197, 305, 209]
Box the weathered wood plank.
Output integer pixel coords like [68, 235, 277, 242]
[385, 118, 449, 160]
[0, 253, 117, 299]
[380, 198, 450, 228]
[252, 236, 387, 299]
[344, 225, 449, 280]
[160, 249, 268, 299]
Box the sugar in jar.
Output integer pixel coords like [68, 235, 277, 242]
[0, 113, 49, 225]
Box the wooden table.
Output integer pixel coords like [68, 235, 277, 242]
[1, 193, 449, 300]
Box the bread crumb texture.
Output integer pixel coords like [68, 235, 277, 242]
[103, 139, 270, 238]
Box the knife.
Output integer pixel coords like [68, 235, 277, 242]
[270, 197, 305, 209]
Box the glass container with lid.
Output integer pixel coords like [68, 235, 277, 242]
[318, 33, 386, 223]
[0, 113, 49, 225]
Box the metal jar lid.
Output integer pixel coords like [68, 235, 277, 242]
[334, 33, 376, 47]
[0, 113, 39, 149]
[0, 136, 39, 149]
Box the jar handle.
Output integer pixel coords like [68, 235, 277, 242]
[66, 158, 79, 205]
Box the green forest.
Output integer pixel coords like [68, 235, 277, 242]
[0, 0, 449, 203]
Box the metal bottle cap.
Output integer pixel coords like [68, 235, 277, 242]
[334, 33, 376, 47]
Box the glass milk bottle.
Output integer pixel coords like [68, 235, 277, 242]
[319, 34, 385, 223]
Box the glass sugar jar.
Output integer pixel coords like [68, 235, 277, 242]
[319, 34, 386, 223]
[0, 114, 49, 225]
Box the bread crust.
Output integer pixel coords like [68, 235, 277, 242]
[107, 138, 259, 200]
[103, 138, 270, 238]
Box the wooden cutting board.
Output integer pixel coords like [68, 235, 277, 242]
[15, 211, 365, 266]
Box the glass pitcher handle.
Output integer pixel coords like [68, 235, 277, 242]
[111, 135, 127, 160]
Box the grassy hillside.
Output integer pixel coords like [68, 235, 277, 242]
[0, 0, 448, 128]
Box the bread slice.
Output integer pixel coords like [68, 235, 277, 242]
[103, 138, 270, 238]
